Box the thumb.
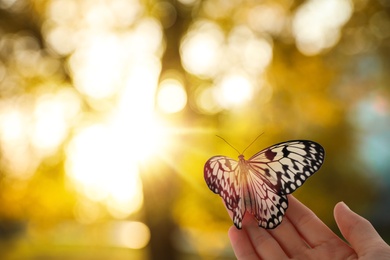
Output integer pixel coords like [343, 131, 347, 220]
[334, 201, 387, 256]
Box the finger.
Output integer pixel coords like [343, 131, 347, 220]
[286, 195, 341, 248]
[268, 214, 309, 257]
[240, 213, 289, 260]
[225, 200, 288, 259]
[228, 225, 260, 260]
[334, 201, 388, 256]
[225, 202, 262, 259]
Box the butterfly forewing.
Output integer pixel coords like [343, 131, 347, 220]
[248, 140, 325, 195]
[204, 139, 325, 229]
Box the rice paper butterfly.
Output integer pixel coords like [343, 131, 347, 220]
[204, 136, 325, 229]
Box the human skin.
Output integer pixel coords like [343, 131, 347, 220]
[227, 195, 390, 260]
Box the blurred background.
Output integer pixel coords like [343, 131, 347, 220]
[0, 0, 389, 259]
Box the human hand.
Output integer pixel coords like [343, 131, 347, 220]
[228, 195, 390, 259]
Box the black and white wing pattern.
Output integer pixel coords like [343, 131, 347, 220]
[204, 140, 325, 229]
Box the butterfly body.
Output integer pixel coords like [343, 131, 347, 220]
[204, 140, 324, 229]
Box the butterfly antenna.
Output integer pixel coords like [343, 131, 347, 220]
[241, 133, 264, 155]
[216, 135, 241, 155]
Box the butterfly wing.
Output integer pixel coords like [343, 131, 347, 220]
[240, 163, 289, 229]
[243, 140, 324, 228]
[204, 156, 245, 228]
[248, 140, 325, 195]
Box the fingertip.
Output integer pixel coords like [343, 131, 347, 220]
[335, 201, 349, 210]
[334, 201, 359, 233]
[334, 201, 387, 256]
[334, 201, 349, 220]
[336, 201, 348, 209]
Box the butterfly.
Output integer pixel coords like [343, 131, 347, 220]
[204, 137, 325, 229]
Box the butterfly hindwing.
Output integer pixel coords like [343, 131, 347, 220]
[204, 156, 247, 228]
[204, 156, 241, 209]
[243, 165, 289, 228]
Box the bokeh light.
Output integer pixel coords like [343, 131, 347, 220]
[216, 72, 254, 108]
[180, 20, 224, 78]
[193, 85, 223, 115]
[248, 3, 286, 36]
[157, 79, 187, 113]
[32, 89, 81, 155]
[109, 221, 151, 249]
[293, 0, 353, 55]
[65, 124, 144, 218]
